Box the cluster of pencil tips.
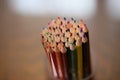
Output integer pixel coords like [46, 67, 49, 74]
[41, 17, 91, 80]
[41, 17, 88, 53]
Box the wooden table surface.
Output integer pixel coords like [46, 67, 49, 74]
[0, 1, 120, 80]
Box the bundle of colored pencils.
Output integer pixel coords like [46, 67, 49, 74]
[40, 17, 91, 80]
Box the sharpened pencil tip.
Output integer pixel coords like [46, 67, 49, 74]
[58, 16, 60, 19]
[71, 17, 74, 20]
[64, 17, 66, 20]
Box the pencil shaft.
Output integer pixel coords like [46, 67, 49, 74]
[82, 32, 91, 78]
[76, 46, 83, 80]
[44, 48, 59, 78]
[67, 48, 78, 80]
[50, 53, 58, 78]
[55, 52, 65, 80]
[62, 53, 69, 80]
[51, 52, 59, 76]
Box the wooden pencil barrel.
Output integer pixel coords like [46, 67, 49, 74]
[61, 53, 69, 80]
[67, 48, 78, 80]
[55, 52, 65, 80]
[76, 46, 83, 80]
[82, 32, 91, 78]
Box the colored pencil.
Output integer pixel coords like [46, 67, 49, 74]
[80, 20, 91, 78]
[82, 32, 91, 78]
[67, 46, 78, 80]
[54, 51, 64, 79]
[76, 45, 83, 80]
[40, 17, 92, 80]
[61, 52, 69, 80]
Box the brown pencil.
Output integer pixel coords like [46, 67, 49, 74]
[54, 51, 65, 79]
[59, 42, 68, 80]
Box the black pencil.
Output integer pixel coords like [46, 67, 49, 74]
[82, 32, 91, 78]
[80, 20, 91, 78]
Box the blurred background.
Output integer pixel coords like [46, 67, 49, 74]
[0, 0, 120, 80]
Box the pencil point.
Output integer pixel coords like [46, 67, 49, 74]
[64, 17, 66, 20]
[58, 16, 60, 19]
[67, 21, 69, 24]
[48, 22, 50, 25]
[83, 33, 86, 38]
[80, 28, 83, 32]
[80, 19, 83, 22]
[74, 20, 76, 23]
[71, 17, 74, 21]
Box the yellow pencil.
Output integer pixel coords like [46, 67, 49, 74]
[76, 45, 82, 80]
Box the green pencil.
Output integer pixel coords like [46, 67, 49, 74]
[67, 44, 78, 80]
